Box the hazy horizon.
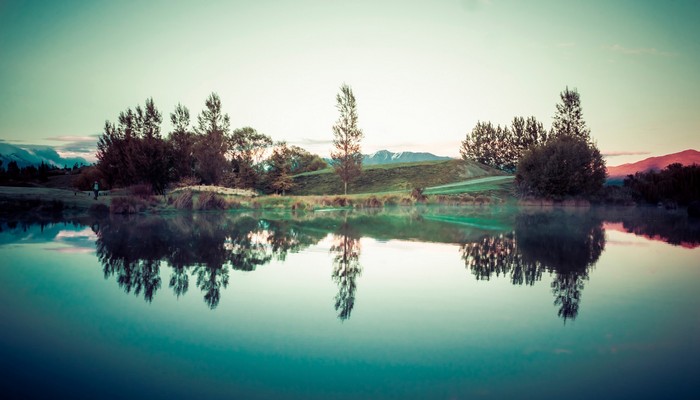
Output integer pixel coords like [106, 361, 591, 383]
[1, 0, 698, 165]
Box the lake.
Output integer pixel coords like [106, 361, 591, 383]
[1, 207, 698, 399]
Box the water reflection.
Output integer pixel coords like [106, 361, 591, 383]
[1, 207, 698, 321]
[330, 223, 362, 321]
[461, 211, 605, 321]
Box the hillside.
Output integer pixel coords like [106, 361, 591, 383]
[291, 159, 506, 195]
[607, 149, 700, 179]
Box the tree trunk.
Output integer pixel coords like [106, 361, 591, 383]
[344, 181, 347, 195]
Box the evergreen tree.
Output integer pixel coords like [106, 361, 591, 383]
[331, 84, 363, 195]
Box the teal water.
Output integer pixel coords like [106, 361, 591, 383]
[0, 208, 698, 399]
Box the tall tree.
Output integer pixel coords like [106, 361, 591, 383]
[331, 84, 363, 195]
[169, 103, 195, 180]
[551, 87, 590, 141]
[193, 93, 230, 185]
[229, 126, 272, 188]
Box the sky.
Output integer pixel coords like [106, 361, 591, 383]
[0, 0, 698, 164]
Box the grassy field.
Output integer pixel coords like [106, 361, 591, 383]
[291, 159, 506, 195]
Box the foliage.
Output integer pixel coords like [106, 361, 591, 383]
[460, 116, 546, 172]
[516, 135, 606, 199]
[550, 87, 590, 141]
[96, 98, 170, 193]
[72, 166, 106, 191]
[624, 163, 700, 205]
[169, 103, 196, 180]
[331, 84, 364, 195]
[193, 93, 230, 185]
[229, 126, 272, 188]
[266, 142, 295, 195]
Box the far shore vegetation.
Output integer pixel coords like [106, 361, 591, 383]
[1, 85, 698, 217]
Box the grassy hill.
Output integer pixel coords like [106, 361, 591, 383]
[291, 159, 510, 196]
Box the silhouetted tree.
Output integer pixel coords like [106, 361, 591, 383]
[331, 84, 363, 195]
[516, 135, 606, 199]
[193, 93, 230, 185]
[550, 87, 590, 141]
[169, 103, 196, 181]
[516, 88, 605, 199]
[624, 163, 700, 206]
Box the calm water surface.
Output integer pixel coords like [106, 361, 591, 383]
[1, 207, 698, 399]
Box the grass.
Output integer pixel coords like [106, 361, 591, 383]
[291, 159, 505, 195]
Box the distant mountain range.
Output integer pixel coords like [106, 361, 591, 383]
[0, 142, 89, 169]
[606, 149, 700, 179]
[363, 150, 453, 165]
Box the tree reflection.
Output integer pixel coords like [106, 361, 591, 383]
[460, 211, 605, 321]
[94, 214, 323, 308]
[330, 223, 362, 321]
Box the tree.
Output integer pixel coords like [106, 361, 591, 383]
[331, 84, 363, 195]
[461, 117, 547, 173]
[516, 135, 606, 199]
[229, 126, 272, 188]
[193, 93, 230, 185]
[287, 145, 327, 174]
[169, 103, 196, 180]
[516, 87, 605, 199]
[550, 87, 590, 141]
[266, 142, 295, 195]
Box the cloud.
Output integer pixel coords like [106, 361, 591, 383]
[604, 44, 676, 57]
[602, 150, 651, 157]
[44, 134, 99, 162]
[290, 138, 333, 146]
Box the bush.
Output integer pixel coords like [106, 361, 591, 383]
[172, 190, 193, 210]
[411, 187, 427, 202]
[363, 196, 383, 208]
[516, 135, 606, 200]
[110, 196, 149, 214]
[196, 192, 227, 210]
[73, 167, 106, 191]
[128, 184, 154, 199]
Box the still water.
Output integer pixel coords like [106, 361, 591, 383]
[0, 207, 698, 399]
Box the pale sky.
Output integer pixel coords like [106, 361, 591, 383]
[1, 0, 698, 164]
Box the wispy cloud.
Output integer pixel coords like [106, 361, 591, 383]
[291, 138, 333, 146]
[602, 150, 650, 157]
[604, 44, 676, 57]
[45, 134, 99, 161]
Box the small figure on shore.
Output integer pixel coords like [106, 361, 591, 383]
[93, 180, 99, 200]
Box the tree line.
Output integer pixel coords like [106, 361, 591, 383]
[96, 93, 327, 194]
[461, 87, 607, 199]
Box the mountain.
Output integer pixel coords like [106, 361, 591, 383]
[0, 142, 89, 169]
[606, 149, 700, 179]
[363, 150, 453, 165]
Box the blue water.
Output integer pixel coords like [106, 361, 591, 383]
[0, 208, 698, 399]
